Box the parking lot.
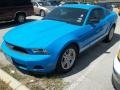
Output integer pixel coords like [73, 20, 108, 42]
[0, 15, 120, 90]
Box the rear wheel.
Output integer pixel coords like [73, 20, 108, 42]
[15, 14, 26, 24]
[40, 10, 45, 17]
[56, 45, 78, 73]
[104, 26, 115, 42]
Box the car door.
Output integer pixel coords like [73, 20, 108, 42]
[0, 1, 7, 21]
[3, 5, 15, 20]
[92, 8, 109, 38]
[0, 0, 13, 21]
[33, 2, 40, 14]
[0, 8, 5, 21]
[87, 8, 108, 42]
[80, 8, 109, 51]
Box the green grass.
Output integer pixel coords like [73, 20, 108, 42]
[0, 79, 12, 90]
[2, 65, 65, 90]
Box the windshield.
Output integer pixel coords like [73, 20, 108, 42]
[44, 7, 88, 25]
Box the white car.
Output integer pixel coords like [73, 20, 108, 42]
[32, 1, 56, 17]
[112, 47, 120, 89]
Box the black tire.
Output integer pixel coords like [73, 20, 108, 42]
[15, 14, 26, 24]
[104, 26, 115, 42]
[40, 10, 46, 17]
[112, 75, 119, 90]
[55, 45, 79, 73]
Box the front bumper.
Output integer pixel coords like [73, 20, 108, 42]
[1, 42, 56, 73]
[112, 56, 120, 89]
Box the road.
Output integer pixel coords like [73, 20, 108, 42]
[0, 16, 120, 90]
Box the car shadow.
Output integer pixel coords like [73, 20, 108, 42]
[19, 33, 120, 78]
[0, 19, 37, 30]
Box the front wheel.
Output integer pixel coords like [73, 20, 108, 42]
[104, 26, 115, 42]
[15, 14, 26, 24]
[56, 45, 78, 73]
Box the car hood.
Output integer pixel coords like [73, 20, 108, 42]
[4, 20, 80, 49]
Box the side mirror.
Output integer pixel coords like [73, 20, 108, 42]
[89, 18, 100, 24]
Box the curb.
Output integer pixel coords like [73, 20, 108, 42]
[0, 69, 29, 90]
[0, 42, 29, 90]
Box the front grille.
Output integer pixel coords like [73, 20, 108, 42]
[6, 42, 28, 54]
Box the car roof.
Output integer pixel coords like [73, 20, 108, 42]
[62, 4, 100, 10]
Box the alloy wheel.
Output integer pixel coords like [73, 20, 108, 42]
[61, 48, 76, 70]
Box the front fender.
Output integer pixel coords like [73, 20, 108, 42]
[47, 34, 79, 64]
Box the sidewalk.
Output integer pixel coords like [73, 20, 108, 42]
[0, 69, 29, 90]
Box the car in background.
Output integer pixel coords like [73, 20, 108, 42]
[111, 3, 120, 16]
[32, 1, 56, 17]
[94, 2, 113, 11]
[48, 0, 60, 6]
[80, 2, 92, 4]
[63, 1, 79, 4]
[1, 4, 118, 73]
[116, 5, 120, 16]
[112, 47, 120, 90]
[0, 0, 33, 23]
[118, 7, 120, 15]
[59, 1, 79, 6]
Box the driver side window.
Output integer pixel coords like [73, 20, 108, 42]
[87, 8, 104, 24]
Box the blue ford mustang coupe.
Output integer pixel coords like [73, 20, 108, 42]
[1, 4, 118, 73]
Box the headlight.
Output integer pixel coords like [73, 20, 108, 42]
[31, 49, 48, 55]
[117, 50, 120, 61]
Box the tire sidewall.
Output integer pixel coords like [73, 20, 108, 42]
[108, 27, 115, 41]
[15, 14, 26, 23]
[56, 45, 78, 73]
[104, 26, 115, 42]
[40, 10, 45, 17]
